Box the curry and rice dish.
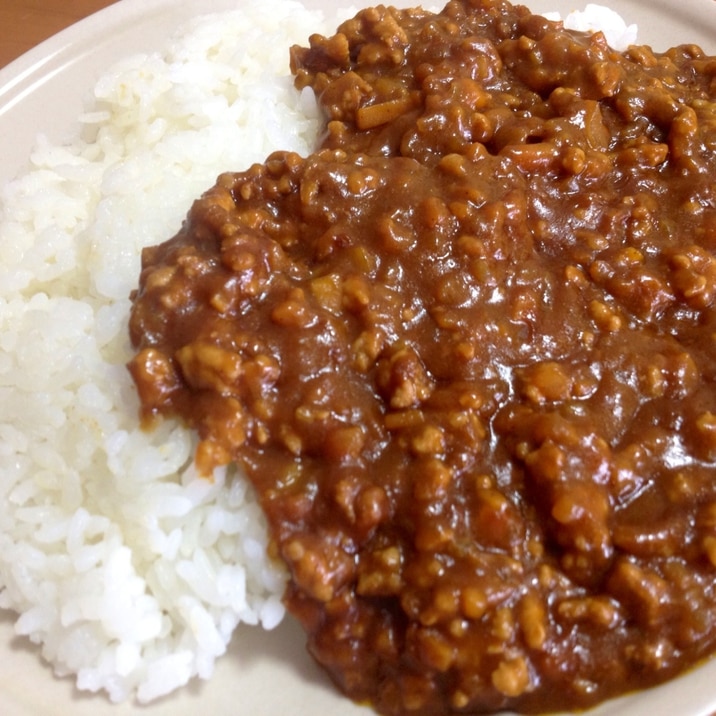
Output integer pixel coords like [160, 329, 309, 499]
[126, 0, 716, 714]
[0, 0, 714, 713]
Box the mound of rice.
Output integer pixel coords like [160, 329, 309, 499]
[0, 0, 636, 706]
[0, 0, 337, 703]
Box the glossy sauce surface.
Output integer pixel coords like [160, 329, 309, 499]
[128, 1, 716, 713]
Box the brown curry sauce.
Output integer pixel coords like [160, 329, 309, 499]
[128, 1, 716, 713]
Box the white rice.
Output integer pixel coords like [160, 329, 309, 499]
[0, 0, 336, 704]
[0, 0, 635, 706]
[545, 3, 638, 51]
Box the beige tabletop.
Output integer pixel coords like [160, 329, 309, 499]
[0, 0, 118, 69]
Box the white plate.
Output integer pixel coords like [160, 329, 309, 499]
[0, 1, 715, 715]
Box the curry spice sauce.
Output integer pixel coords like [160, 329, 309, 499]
[128, 0, 716, 713]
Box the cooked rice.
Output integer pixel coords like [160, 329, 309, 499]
[0, 0, 636, 706]
[0, 0, 335, 703]
[545, 3, 637, 50]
